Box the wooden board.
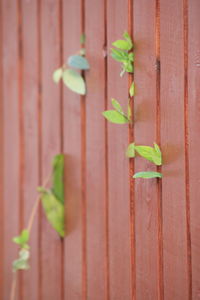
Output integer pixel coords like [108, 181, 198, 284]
[160, 0, 189, 298]
[40, 0, 63, 299]
[21, 0, 40, 299]
[85, 0, 107, 299]
[107, 1, 132, 299]
[63, 0, 82, 299]
[134, 0, 162, 299]
[2, 0, 20, 299]
[188, 0, 200, 298]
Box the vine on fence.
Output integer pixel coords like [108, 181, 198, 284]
[102, 31, 163, 178]
[10, 154, 65, 300]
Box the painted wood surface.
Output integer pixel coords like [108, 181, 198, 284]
[0, 0, 199, 299]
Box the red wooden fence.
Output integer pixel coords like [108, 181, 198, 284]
[0, 0, 200, 299]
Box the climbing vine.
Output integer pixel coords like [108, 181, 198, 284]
[10, 154, 65, 300]
[102, 31, 163, 178]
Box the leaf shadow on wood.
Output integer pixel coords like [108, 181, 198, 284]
[161, 143, 183, 165]
[64, 155, 82, 235]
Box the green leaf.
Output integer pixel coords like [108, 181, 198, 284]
[102, 110, 129, 124]
[62, 69, 86, 95]
[111, 48, 128, 62]
[112, 40, 132, 51]
[126, 143, 135, 158]
[80, 33, 86, 44]
[129, 82, 135, 97]
[124, 61, 133, 73]
[133, 171, 162, 179]
[111, 98, 123, 113]
[152, 143, 162, 165]
[67, 55, 90, 70]
[12, 249, 30, 272]
[128, 52, 134, 62]
[53, 68, 63, 84]
[52, 154, 64, 204]
[134, 145, 155, 164]
[39, 189, 65, 238]
[123, 31, 133, 48]
[13, 229, 29, 248]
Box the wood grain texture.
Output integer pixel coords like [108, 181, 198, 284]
[134, 0, 161, 299]
[188, 0, 200, 298]
[85, 0, 107, 299]
[40, 0, 63, 299]
[2, 0, 20, 299]
[160, 0, 189, 299]
[63, 0, 82, 299]
[107, 1, 132, 299]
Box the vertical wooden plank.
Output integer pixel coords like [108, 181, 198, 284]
[160, 0, 189, 299]
[107, 1, 132, 299]
[2, 0, 19, 299]
[134, 0, 161, 299]
[85, 0, 107, 299]
[63, 1, 82, 299]
[40, 0, 62, 299]
[0, 0, 3, 298]
[21, 1, 39, 299]
[188, 0, 200, 298]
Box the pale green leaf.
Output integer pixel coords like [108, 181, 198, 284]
[12, 249, 30, 272]
[111, 98, 123, 113]
[62, 69, 86, 95]
[129, 82, 135, 97]
[126, 143, 135, 158]
[67, 55, 90, 70]
[39, 190, 65, 238]
[52, 154, 64, 204]
[102, 110, 129, 124]
[79, 48, 86, 56]
[53, 68, 63, 84]
[112, 40, 132, 51]
[133, 171, 162, 179]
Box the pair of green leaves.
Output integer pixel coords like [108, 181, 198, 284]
[53, 55, 89, 95]
[102, 98, 131, 124]
[111, 31, 134, 77]
[38, 154, 65, 238]
[12, 229, 30, 272]
[126, 143, 162, 179]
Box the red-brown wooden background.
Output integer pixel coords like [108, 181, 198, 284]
[0, 0, 200, 299]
